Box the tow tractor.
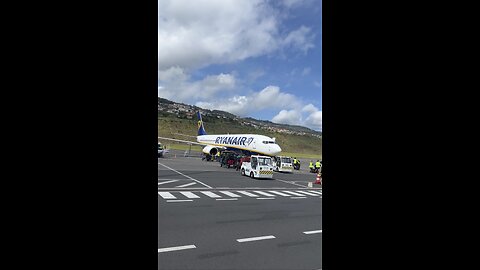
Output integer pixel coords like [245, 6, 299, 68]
[272, 156, 293, 173]
[240, 155, 274, 179]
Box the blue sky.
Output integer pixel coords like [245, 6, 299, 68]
[158, 0, 322, 131]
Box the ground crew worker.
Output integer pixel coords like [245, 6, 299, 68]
[315, 160, 321, 170]
[309, 160, 314, 171]
[293, 158, 297, 164]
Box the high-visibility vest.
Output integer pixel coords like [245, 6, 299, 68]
[309, 162, 314, 168]
[316, 161, 321, 168]
[293, 159, 297, 164]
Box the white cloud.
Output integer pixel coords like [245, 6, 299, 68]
[271, 103, 322, 131]
[158, 0, 315, 70]
[272, 109, 303, 125]
[314, 81, 321, 87]
[282, 26, 315, 54]
[305, 110, 322, 131]
[158, 69, 236, 101]
[302, 103, 318, 114]
[158, 66, 188, 82]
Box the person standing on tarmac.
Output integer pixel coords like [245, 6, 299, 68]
[315, 160, 321, 172]
[309, 160, 314, 172]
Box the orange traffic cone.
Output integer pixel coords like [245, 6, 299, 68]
[314, 173, 322, 185]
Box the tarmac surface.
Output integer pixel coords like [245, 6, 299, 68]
[158, 150, 322, 270]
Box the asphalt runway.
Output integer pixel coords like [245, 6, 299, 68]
[158, 151, 322, 270]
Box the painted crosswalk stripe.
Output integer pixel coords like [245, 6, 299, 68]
[158, 245, 196, 253]
[308, 190, 322, 195]
[157, 180, 179, 185]
[268, 191, 292, 196]
[303, 230, 322, 234]
[216, 198, 238, 201]
[256, 197, 275, 200]
[219, 191, 241, 198]
[253, 191, 276, 197]
[283, 190, 308, 196]
[200, 191, 222, 198]
[166, 200, 193, 203]
[176, 182, 197, 188]
[296, 191, 320, 196]
[236, 191, 259, 197]
[290, 197, 306, 199]
[158, 192, 176, 199]
[179, 191, 200, 199]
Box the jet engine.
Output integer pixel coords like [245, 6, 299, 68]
[202, 145, 219, 156]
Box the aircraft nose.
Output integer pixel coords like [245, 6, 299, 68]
[273, 144, 282, 155]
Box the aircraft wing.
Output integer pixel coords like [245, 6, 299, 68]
[158, 136, 206, 146]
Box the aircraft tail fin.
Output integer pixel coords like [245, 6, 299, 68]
[197, 111, 207, 135]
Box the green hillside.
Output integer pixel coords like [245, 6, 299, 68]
[158, 113, 322, 158]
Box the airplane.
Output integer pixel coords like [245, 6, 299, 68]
[158, 112, 282, 157]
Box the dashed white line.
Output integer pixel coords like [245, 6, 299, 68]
[176, 182, 197, 188]
[216, 198, 238, 201]
[268, 191, 291, 197]
[158, 245, 196, 253]
[179, 191, 200, 199]
[158, 180, 179, 185]
[303, 230, 322, 234]
[236, 191, 259, 197]
[219, 191, 241, 198]
[256, 197, 275, 200]
[308, 190, 322, 195]
[290, 197, 307, 199]
[296, 191, 321, 196]
[158, 192, 176, 199]
[200, 191, 222, 198]
[166, 200, 193, 203]
[237, 235, 276, 243]
[253, 191, 276, 197]
[158, 162, 212, 188]
[283, 190, 308, 196]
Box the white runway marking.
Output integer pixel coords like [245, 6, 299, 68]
[236, 235, 276, 243]
[256, 197, 275, 200]
[158, 192, 176, 199]
[176, 182, 197, 188]
[166, 200, 193, 203]
[296, 191, 320, 196]
[275, 179, 309, 188]
[290, 197, 306, 199]
[303, 230, 322, 234]
[179, 191, 200, 199]
[158, 245, 196, 253]
[158, 162, 212, 188]
[236, 191, 259, 197]
[283, 190, 308, 196]
[308, 190, 322, 195]
[216, 198, 238, 201]
[219, 191, 241, 198]
[200, 191, 222, 198]
[268, 191, 291, 197]
[253, 191, 276, 197]
[157, 180, 179, 185]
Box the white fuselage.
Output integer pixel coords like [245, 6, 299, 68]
[197, 134, 282, 156]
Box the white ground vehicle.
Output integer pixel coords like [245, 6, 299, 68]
[241, 155, 274, 179]
[272, 156, 293, 173]
[158, 143, 169, 158]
